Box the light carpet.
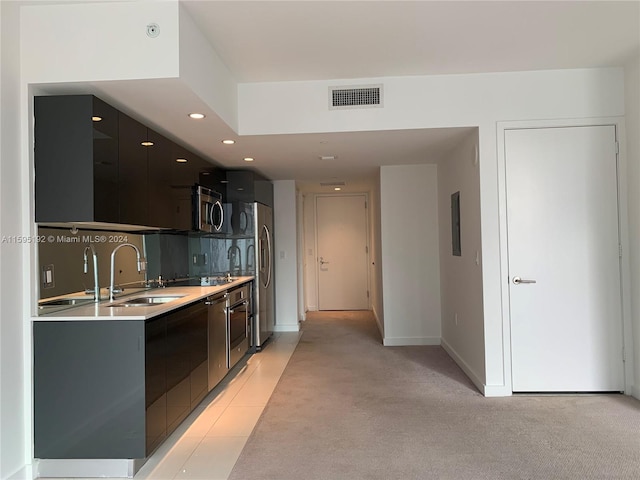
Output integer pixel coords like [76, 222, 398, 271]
[229, 311, 640, 480]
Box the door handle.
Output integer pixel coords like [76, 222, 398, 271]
[513, 276, 536, 285]
[319, 257, 330, 265]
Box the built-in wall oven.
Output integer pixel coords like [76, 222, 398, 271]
[194, 185, 224, 233]
[228, 284, 250, 369]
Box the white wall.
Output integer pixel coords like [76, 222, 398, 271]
[1, 2, 28, 478]
[273, 180, 299, 331]
[178, 4, 238, 130]
[21, 1, 180, 83]
[380, 164, 441, 346]
[437, 130, 485, 390]
[238, 67, 626, 391]
[625, 55, 640, 399]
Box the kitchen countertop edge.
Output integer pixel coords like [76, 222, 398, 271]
[31, 276, 254, 321]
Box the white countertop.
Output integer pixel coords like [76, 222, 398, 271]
[33, 276, 254, 321]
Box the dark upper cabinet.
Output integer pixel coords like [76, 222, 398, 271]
[225, 170, 273, 207]
[35, 95, 119, 223]
[34, 94, 226, 231]
[118, 112, 149, 226]
[147, 130, 174, 229]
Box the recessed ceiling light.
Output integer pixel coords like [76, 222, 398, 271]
[222, 139, 235, 145]
[141, 141, 154, 147]
[319, 155, 337, 161]
[92, 116, 102, 122]
[176, 158, 187, 163]
[237, 187, 244, 191]
[243, 157, 254, 162]
[334, 187, 342, 191]
[201, 171, 210, 175]
[189, 113, 205, 119]
[220, 180, 229, 184]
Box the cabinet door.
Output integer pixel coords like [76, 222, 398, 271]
[165, 309, 192, 434]
[92, 97, 119, 223]
[188, 301, 209, 409]
[170, 142, 197, 230]
[34, 94, 119, 224]
[119, 112, 149, 226]
[145, 316, 167, 456]
[147, 129, 174, 228]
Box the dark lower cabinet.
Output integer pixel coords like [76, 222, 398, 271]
[34, 321, 146, 459]
[34, 300, 210, 460]
[145, 316, 167, 456]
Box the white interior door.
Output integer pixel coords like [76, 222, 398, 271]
[506, 125, 624, 392]
[316, 195, 369, 310]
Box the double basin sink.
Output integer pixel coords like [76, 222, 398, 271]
[39, 276, 239, 310]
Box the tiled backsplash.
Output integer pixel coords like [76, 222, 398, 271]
[38, 227, 256, 300]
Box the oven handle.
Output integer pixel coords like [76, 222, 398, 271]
[228, 299, 248, 314]
[204, 293, 228, 306]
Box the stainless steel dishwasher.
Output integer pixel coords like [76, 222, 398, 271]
[206, 292, 228, 391]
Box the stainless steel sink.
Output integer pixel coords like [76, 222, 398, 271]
[108, 295, 185, 307]
[39, 298, 88, 307]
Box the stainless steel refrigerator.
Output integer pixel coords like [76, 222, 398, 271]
[253, 202, 274, 349]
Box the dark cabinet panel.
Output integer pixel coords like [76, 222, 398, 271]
[147, 130, 175, 229]
[225, 170, 273, 207]
[145, 316, 167, 456]
[188, 301, 209, 409]
[92, 97, 120, 223]
[35, 95, 119, 223]
[34, 321, 146, 459]
[165, 309, 192, 433]
[119, 112, 149, 226]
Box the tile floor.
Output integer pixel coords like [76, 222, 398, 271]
[42, 331, 301, 480]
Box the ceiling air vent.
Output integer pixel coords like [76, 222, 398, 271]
[329, 84, 383, 110]
[319, 181, 346, 187]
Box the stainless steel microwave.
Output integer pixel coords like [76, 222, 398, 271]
[194, 185, 224, 233]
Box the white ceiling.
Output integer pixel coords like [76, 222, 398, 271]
[39, 1, 640, 192]
[183, 0, 640, 83]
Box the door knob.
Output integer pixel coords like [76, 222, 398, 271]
[513, 276, 536, 285]
[319, 257, 329, 265]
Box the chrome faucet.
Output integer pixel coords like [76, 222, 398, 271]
[245, 244, 255, 273]
[109, 243, 146, 300]
[227, 244, 242, 275]
[83, 245, 100, 302]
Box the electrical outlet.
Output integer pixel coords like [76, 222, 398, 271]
[42, 264, 55, 289]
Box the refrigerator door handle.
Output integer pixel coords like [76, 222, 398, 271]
[262, 224, 272, 288]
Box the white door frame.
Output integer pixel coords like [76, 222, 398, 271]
[497, 117, 634, 395]
[313, 193, 371, 311]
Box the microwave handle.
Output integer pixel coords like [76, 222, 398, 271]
[212, 200, 223, 232]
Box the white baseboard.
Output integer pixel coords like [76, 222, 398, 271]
[273, 324, 300, 333]
[36, 458, 144, 479]
[440, 337, 512, 397]
[383, 336, 441, 346]
[482, 384, 513, 397]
